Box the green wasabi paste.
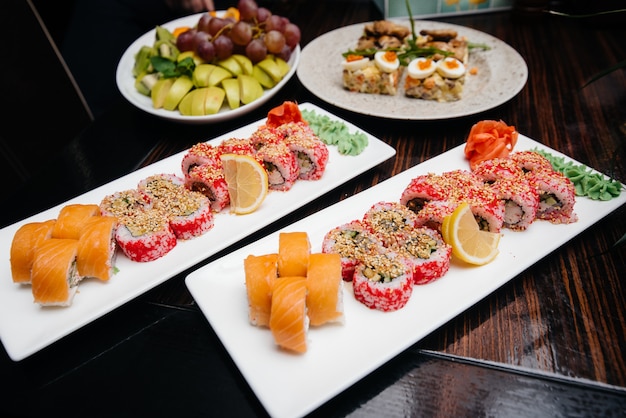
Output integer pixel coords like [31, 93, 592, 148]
[301, 109, 368, 156]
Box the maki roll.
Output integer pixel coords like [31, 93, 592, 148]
[472, 157, 524, 182]
[269, 276, 309, 354]
[99, 189, 151, 218]
[277, 232, 310, 277]
[256, 142, 299, 192]
[181, 142, 222, 177]
[352, 251, 413, 312]
[52, 203, 101, 240]
[527, 169, 578, 224]
[509, 151, 554, 174]
[414, 200, 456, 231]
[77, 216, 119, 281]
[115, 209, 177, 262]
[306, 252, 345, 326]
[184, 164, 230, 212]
[321, 219, 385, 281]
[281, 128, 329, 181]
[137, 173, 186, 203]
[362, 201, 421, 247]
[10, 219, 56, 284]
[249, 125, 283, 150]
[488, 177, 539, 231]
[244, 253, 278, 327]
[394, 227, 451, 285]
[217, 137, 255, 156]
[400, 173, 454, 214]
[31, 238, 82, 307]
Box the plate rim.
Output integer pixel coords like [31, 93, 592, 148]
[297, 19, 528, 120]
[115, 12, 301, 124]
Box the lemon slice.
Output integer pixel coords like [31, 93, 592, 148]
[442, 202, 500, 265]
[220, 153, 268, 214]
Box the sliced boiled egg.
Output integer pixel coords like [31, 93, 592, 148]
[374, 50, 399, 73]
[342, 55, 370, 72]
[407, 57, 437, 79]
[436, 57, 466, 79]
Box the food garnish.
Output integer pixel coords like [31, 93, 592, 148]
[301, 109, 369, 155]
[464, 120, 518, 170]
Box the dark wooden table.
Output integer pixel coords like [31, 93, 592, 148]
[2, 1, 625, 416]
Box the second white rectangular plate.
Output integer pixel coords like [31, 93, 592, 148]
[186, 135, 626, 418]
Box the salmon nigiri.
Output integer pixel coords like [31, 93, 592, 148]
[244, 253, 278, 327]
[306, 253, 345, 326]
[269, 276, 308, 354]
[277, 232, 310, 277]
[31, 239, 82, 306]
[52, 203, 101, 240]
[77, 216, 118, 281]
[10, 219, 57, 284]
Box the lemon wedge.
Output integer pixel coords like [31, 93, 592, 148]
[442, 202, 500, 265]
[220, 153, 268, 214]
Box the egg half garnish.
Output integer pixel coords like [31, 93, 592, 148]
[342, 54, 370, 71]
[407, 57, 437, 79]
[374, 50, 400, 73]
[436, 57, 466, 79]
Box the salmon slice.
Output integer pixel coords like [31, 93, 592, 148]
[31, 239, 82, 306]
[277, 232, 310, 277]
[77, 216, 118, 281]
[10, 219, 57, 284]
[306, 253, 345, 326]
[269, 276, 308, 354]
[244, 253, 278, 327]
[52, 204, 101, 240]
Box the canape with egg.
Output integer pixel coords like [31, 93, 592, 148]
[342, 50, 404, 95]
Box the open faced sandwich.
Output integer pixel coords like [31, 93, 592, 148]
[341, 21, 475, 102]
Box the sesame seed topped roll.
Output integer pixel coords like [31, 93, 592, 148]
[217, 137, 256, 157]
[472, 157, 525, 182]
[394, 227, 452, 285]
[115, 208, 177, 262]
[352, 251, 413, 312]
[362, 201, 421, 247]
[509, 151, 554, 175]
[181, 142, 222, 177]
[184, 164, 230, 212]
[249, 125, 284, 150]
[256, 142, 299, 192]
[282, 130, 330, 181]
[99, 189, 151, 218]
[321, 219, 385, 281]
[487, 177, 539, 231]
[527, 169, 578, 224]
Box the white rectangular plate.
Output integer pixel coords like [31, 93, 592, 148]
[0, 102, 396, 361]
[186, 135, 626, 418]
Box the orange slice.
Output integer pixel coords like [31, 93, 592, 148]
[220, 153, 268, 214]
[442, 202, 500, 265]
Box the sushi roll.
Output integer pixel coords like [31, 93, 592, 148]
[77, 216, 119, 281]
[256, 142, 299, 191]
[249, 125, 283, 150]
[283, 132, 329, 181]
[269, 276, 309, 354]
[244, 253, 278, 327]
[510, 151, 554, 174]
[306, 253, 344, 326]
[99, 189, 151, 218]
[414, 200, 456, 231]
[400, 173, 453, 214]
[115, 208, 177, 262]
[52, 203, 101, 239]
[472, 157, 524, 182]
[181, 142, 222, 177]
[277, 232, 310, 277]
[394, 227, 452, 285]
[321, 220, 384, 281]
[362, 201, 421, 247]
[162, 190, 215, 240]
[10, 219, 56, 284]
[527, 169, 578, 224]
[217, 137, 256, 156]
[488, 177, 539, 231]
[184, 164, 230, 212]
[31, 238, 82, 307]
[352, 251, 414, 312]
[137, 173, 186, 203]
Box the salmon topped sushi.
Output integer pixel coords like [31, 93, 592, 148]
[244, 253, 278, 327]
[269, 276, 309, 354]
[31, 238, 82, 307]
[277, 232, 310, 277]
[52, 204, 101, 240]
[10, 219, 56, 284]
[306, 253, 344, 326]
[77, 216, 119, 281]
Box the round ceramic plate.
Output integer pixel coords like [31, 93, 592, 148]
[297, 20, 527, 120]
[116, 12, 300, 124]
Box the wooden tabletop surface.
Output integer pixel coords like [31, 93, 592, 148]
[2, 1, 625, 416]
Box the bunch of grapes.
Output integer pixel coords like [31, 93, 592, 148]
[175, 0, 301, 64]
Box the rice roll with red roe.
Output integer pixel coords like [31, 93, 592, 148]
[281, 131, 329, 181]
[184, 164, 230, 212]
[181, 142, 222, 177]
[115, 208, 177, 262]
[487, 177, 539, 231]
[352, 251, 413, 312]
[256, 142, 300, 192]
[394, 227, 452, 285]
[362, 201, 421, 247]
[321, 219, 385, 281]
[217, 137, 256, 157]
[99, 189, 151, 218]
[527, 169, 578, 224]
